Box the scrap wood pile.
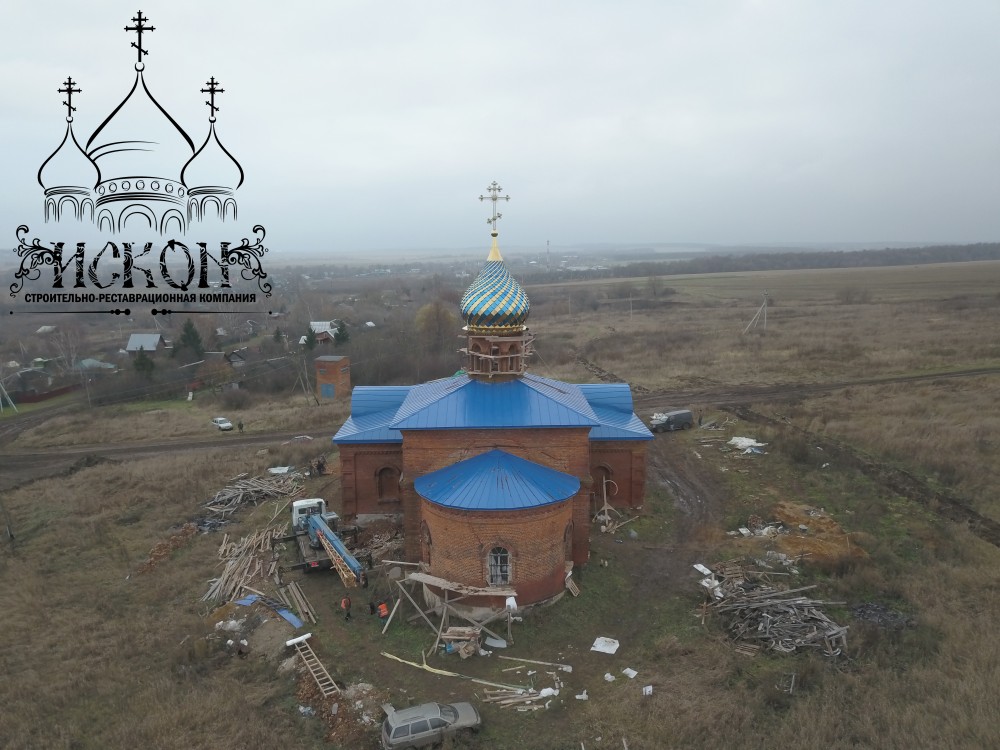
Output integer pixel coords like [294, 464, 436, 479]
[439, 627, 481, 659]
[699, 560, 848, 657]
[203, 473, 303, 518]
[480, 656, 570, 711]
[203, 525, 287, 602]
[357, 520, 403, 562]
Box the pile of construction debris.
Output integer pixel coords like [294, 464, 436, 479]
[203, 473, 303, 518]
[203, 525, 287, 602]
[696, 560, 848, 657]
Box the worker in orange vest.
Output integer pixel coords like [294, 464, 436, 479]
[341, 595, 352, 621]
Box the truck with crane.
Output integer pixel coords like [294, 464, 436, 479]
[282, 498, 369, 588]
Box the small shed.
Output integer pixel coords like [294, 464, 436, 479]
[315, 355, 350, 400]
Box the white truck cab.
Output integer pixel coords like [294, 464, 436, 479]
[291, 498, 340, 532]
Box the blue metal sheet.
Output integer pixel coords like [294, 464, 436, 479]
[578, 383, 654, 441]
[391, 373, 599, 430]
[587, 406, 654, 440]
[333, 385, 411, 443]
[415, 449, 580, 510]
[333, 411, 403, 444]
[349, 386, 412, 417]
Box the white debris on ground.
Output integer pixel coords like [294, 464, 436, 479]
[727, 437, 768, 454]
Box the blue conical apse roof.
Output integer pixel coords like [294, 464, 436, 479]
[460, 237, 529, 333]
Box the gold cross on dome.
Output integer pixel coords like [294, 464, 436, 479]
[479, 181, 510, 234]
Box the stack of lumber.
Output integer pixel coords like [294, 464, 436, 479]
[203, 473, 302, 518]
[480, 688, 546, 711]
[279, 581, 318, 624]
[203, 525, 286, 602]
[705, 565, 848, 656]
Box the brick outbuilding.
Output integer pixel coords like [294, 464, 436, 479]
[315, 355, 350, 401]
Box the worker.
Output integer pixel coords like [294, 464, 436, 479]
[237, 419, 244, 434]
[377, 600, 390, 620]
[341, 595, 352, 622]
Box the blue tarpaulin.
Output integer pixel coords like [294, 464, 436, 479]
[234, 593, 304, 629]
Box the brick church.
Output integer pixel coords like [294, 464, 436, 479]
[334, 202, 652, 607]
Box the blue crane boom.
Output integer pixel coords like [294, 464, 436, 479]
[306, 514, 364, 586]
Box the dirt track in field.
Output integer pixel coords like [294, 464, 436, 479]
[2, 365, 999, 547]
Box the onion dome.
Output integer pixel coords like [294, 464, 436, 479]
[460, 235, 530, 334]
[86, 63, 194, 182]
[38, 118, 100, 190]
[181, 119, 244, 192]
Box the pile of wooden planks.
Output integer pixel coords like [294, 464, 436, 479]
[278, 580, 318, 624]
[203, 473, 303, 518]
[480, 667, 565, 711]
[704, 563, 848, 656]
[203, 525, 286, 602]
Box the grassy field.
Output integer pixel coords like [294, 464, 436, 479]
[2, 261, 999, 749]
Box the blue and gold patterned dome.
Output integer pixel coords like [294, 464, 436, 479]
[460, 236, 530, 334]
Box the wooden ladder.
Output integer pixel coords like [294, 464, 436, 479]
[565, 574, 581, 597]
[294, 639, 339, 697]
[318, 533, 359, 588]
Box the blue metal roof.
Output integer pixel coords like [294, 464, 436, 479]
[414, 449, 580, 510]
[333, 386, 411, 444]
[390, 373, 600, 430]
[578, 383, 654, 441]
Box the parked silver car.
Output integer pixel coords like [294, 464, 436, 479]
[211, 417, 234, 431]
[381, 701, 481, 749]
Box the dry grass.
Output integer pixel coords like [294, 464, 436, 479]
[3, 260, 1000, 749]
[529, 261, 1000, 389]
[12, 395, 352, 449]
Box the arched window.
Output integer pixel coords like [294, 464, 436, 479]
[487, 546, 511, 586]
[376, 466, 399, 502]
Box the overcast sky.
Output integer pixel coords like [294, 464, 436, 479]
[1, 0, 997, 256]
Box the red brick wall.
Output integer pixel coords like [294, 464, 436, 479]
[336, 444, 403, 517]
[400, 427, 593, 563]
[421, 498, 573, 605]
[590, 442, 648, 510]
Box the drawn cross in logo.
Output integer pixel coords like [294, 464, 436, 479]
[57, 76, 81, 119]
[201, 76, 224, 120]
[124, 10, 155, 63]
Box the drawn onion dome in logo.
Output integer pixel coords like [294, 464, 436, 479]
[181, 76, 245, 225]
[37, 77, 100, 224]
[36, 10, 244, 237]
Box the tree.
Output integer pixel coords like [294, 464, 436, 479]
[133, 347, 155, 380]
[174, 319, 204, 362]
[303, 327, 317, 351]
[333, 321, 349, 345]
[415, 299, 458, 353]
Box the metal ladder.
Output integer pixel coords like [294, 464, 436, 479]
[294, 638, 339, 697]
